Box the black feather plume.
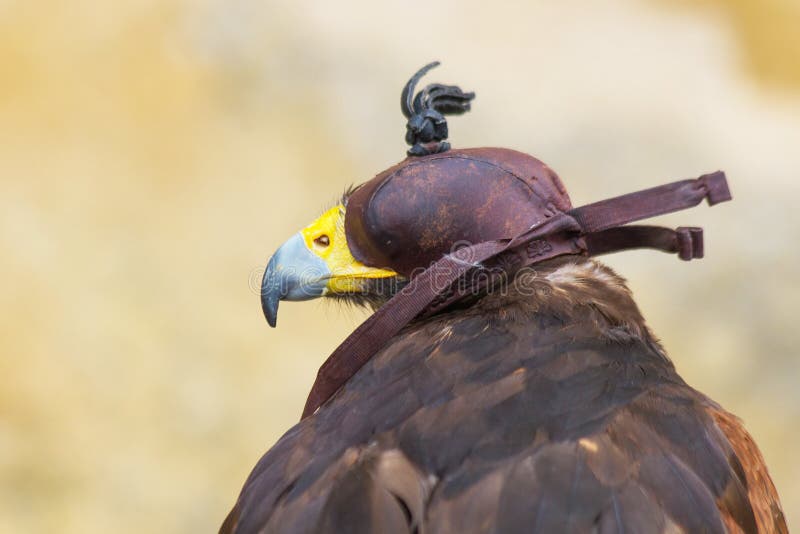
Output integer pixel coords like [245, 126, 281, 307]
[401, 62, 475, 156]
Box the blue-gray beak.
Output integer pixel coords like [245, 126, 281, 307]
[261, 233, 330, 327]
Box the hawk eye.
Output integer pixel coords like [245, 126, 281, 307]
[314, 234, 330, 248]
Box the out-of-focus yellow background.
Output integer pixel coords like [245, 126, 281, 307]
[1, 0, 798, 532]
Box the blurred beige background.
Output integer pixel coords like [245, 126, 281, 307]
[1, 0, 799, 532]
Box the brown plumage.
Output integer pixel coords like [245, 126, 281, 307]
[222, 258, 786, 533]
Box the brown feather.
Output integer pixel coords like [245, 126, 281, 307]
[709, 407, 787, 534]
[222, 258, 785, 534]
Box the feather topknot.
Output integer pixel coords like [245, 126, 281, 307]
[401, 62, 475, 156]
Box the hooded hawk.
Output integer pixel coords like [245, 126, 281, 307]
[220, 64, 786, 534]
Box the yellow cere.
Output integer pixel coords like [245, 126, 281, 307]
[300, 205, 396, 293]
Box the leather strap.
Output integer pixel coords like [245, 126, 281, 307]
[569, 171, 730, 232]
[585, 225, 704, 261]
[301, 171, 731, 418]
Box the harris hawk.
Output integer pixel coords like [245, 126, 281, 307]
[221, 63, 786, 533]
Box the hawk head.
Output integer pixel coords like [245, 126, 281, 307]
[260, 146, 572, 327]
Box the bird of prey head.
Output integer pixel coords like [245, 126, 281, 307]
[260, 199, 400, 328]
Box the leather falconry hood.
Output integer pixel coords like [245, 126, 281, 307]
[345, 146, 573, 278]
[303, 62, 732, 419]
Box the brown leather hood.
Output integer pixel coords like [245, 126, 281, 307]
[344, 147, 573, 277]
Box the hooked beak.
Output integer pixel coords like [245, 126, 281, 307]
[261, 233, 329, 328]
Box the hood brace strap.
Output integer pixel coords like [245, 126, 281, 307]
[301, 171, 731, 419]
